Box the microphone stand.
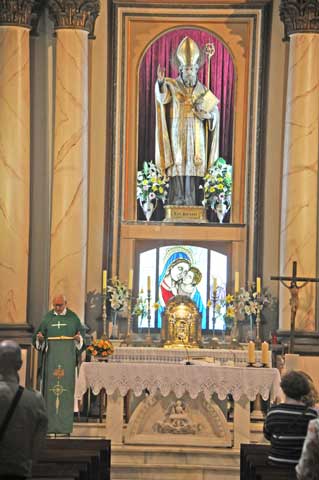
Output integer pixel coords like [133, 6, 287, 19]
[178, 335, 192, 365]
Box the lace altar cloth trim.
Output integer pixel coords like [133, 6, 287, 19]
[109, 347, 269, 365]
[76, 362, 281, 402]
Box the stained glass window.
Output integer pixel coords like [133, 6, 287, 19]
[137, 245, 228, 331]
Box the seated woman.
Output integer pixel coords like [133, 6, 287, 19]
[263, 370, 318, 466]
[296, 418, 319, 480]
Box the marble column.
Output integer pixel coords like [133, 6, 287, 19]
[48, 0, 99, 320]
[279, 2, 319, 331]
[0, 1, 42, 324]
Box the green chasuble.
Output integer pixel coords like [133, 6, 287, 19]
[33, 309, 85, 434]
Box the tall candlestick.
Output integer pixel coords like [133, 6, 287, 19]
[261, 341, 269, 365]
[234, 271, 239, 293]
[213, 277, 217, 293]
[248, 341, 255, 364]
[128, 269, 133, 290]
[102, 270, 107, 292]
[256, 277, 261, 294]
[146, 285, 152, 346]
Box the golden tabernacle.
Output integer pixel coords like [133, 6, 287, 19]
[161, 295, 201, 348]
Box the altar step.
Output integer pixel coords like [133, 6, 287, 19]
[111, 445, 240, 480]
[72, 422, 266, 480]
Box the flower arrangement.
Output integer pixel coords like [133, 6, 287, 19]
[87, 338, 114, 358]
[132, 291, 148, 322]
[136, 161, 169, 203]
[201, 157, 232, 208]
[237, 285, 274, 318]
[107, 277, 129, 312]
[216, 293, 236, 332]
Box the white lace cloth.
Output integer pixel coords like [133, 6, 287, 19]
[109, 347, 270, 365]
[76, 362, 281, 402]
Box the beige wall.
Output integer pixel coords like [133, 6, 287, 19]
[262, 0, 287, 300]
[87, 0, 108, 296]
[28, 13, 54, 325]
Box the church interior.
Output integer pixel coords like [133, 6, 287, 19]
[1, 0, 319, 478]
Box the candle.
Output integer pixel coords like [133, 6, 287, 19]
[261, 341, 269, 365]
[234, 271, 239, 293]
[213, 277, 217, 293]
[256, 277, 261, 294]
[147, 275, 151, 291]
[248, 341, 255, 364]
[128, 269, 134, 290]
[102, 270, 107, 291]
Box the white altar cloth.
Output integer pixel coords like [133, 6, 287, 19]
[108, 347, 269, 365]
[76, 362, 281, 402]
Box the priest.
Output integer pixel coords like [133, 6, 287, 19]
[33, 294, 85, 434]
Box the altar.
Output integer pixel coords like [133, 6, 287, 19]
[75, 358, 281, 449]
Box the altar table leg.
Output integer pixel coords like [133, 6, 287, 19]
[105, 391, 124, 444]
[233, 395, 250, 448]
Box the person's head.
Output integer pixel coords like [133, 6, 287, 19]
[180, 65, 199, 87]
[183, 267, 202, 286]
[175, 37, 201, 88]
[280, 370, 312, 401]
[300, 372, 319, 407]
[52, 294, 67, 314]
[0, 340, 22, 376]
[169, 260, 190, 282]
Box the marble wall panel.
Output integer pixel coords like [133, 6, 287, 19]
[50, 29, 89, 320]
[280, 34, 319, 331]
[0, 27, 30, 324]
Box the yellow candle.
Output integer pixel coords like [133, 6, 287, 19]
[256, 277, 261, 294]
[147, 275, 151, 291]
[128, 269, 134, 290]
[213, 277, 217, 293]
[102, 270, 107, 291]
[248, 341, 255, 364]
[234, 271, 239, 293]
[261, 341, 269, 365]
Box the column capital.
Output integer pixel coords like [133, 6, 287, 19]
[0, 0, 44, 30]
[47, 0, 100, 39]
[280, 0, 319, 39]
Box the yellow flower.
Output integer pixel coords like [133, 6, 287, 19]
[217, 183, 224, 190]
[142, 180, 148, 185]
[226, 306, 235, 317]
[207, 299, 212, 308]
[151, 177, 157, 183]
[152, 185, 158, 192]
[225, 294, 234, 303]
[209, 187, 215, 193]
[159, 187, 164, 194]
[153, 302, 160, 310]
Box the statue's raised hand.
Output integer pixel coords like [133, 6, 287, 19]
[157, 64, 165, 85]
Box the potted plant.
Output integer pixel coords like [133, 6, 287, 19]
[201, 157, 232, 223]
[136, 161, 169, 221]
[87, 338, 114, 361]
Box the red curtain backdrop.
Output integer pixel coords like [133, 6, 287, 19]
[138, 28, 235, 169]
